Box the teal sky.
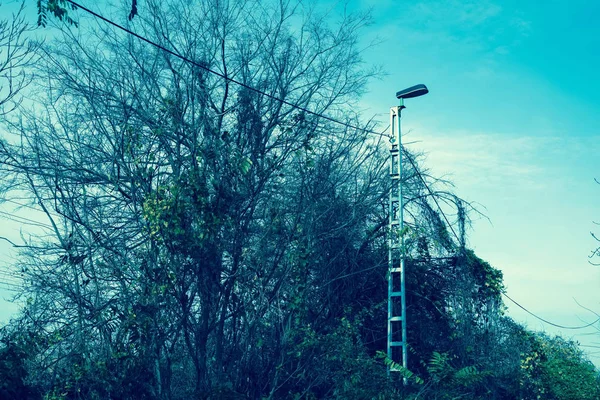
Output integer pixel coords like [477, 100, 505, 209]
[345, 0, 600, 362]
[1, 0, 599, 362]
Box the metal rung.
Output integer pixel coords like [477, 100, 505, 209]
[389, 316, 403, 322]
[390, 268, 402, 273]
[390, 291, 403, 297]
[390, 220, 399, 225]
[390, 341, 404, 346]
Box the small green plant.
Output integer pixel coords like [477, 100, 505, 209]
[375, 350, 424, 385]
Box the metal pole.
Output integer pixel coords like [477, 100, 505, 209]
[387, 84, 427, 378]
[398, 101, 408, 373]
[388, 98, 407, 375]
[387, 106, 395, 372]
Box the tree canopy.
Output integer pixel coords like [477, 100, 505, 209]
[0, 1, 598, 399]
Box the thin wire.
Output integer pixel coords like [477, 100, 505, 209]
[0, 209, 53, 230]
[2, 198, 56, 216]
[0, 278, 21, 287]
[64, 0, 390, 138]
[0, 280, 21, 291]
[402, 151, 593, 331]
[502, 292, 600, 330]
[0, 279, 21, 287]
[403, 149, 599, 331]
[60, 0, 593, 337]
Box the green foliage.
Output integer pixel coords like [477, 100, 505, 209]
[274, 316, 408, 399]
[37, 0, 78, 27]
[453, 365, 482, 387]
[238, 156, 253, 175]
[142, 184, 185, 241]
[464, 250, 505, 299]
[375, 350, 424, 385]
[37, 0, 139, 27]
[5, 1, 600, 399]
[424, 351, 488, 397]
[0, 335, 39, 399]
[518, 333, 600, 400]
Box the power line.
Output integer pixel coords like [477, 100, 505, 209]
[64, 0, 389, 138]
[402, 150, 597, 331]
[62, 0, 597, 336]
[401, 140, 599, 331]
[502, 292, 600, 330]
[0, 280, 21, 292]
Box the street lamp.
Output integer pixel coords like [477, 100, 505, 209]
[396, 84, 429, 100]
[388, 84, 428, 375]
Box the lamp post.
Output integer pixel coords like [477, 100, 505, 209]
[388, 84, 428, 375]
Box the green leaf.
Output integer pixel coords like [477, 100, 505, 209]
[239, 156, 253, 175]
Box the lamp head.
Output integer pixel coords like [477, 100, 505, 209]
[396, 84, 429, 99]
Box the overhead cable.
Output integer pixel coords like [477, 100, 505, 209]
[502, 292, 600, 330]
[64, 0, 389, 138]
[59, 0, 600, 335]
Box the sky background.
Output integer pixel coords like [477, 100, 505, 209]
[1, 0, 600, 363]
[345, 0, 600, 362]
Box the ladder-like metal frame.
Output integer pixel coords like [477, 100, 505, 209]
[388, 104, 407, 372]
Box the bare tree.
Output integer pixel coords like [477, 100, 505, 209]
[0, 0, 485, 398]
[0, 0, 386, 397]
[0, 2, 37, 116]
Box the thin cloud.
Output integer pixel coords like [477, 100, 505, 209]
[412, 131, 549, 189]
